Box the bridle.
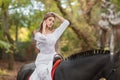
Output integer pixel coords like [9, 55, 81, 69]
[93, 50, 120, 80]
[104, 60, 120, 79]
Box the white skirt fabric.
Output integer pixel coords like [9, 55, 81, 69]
[30, 52, 56, 80]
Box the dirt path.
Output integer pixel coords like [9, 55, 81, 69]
[0, 60, 29, 80]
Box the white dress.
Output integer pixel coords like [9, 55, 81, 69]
[30, 20, 70, 80]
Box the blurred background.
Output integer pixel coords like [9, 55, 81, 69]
[0, 0, 120, 80]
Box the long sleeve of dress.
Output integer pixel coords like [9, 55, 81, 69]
[53, 20, 70, 40]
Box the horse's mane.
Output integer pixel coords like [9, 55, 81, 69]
[66, 49, 110, 61]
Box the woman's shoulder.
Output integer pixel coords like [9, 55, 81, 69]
[33, 29, 43, 35]
[33, 31, 41, 37]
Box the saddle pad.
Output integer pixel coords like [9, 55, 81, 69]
[51, 59, 62, 80]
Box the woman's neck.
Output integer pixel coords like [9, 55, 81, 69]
[45, 27, 52, 34]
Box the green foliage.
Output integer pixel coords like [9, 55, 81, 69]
[16, 41, 31, 57]
[60, 28, 82, 56]
[61, 45, 68, 52]
[0, 0, 119, 59]
[0, 0, 2, 6]
[0, 40, 12, 53]
[0, 28, 3, 39]
[91, 2, 101, 25]
[112, 0, 120, 11]
[0, 0, 11, 9]
[112, 0, 120, 6]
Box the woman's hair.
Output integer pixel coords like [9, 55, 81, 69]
[39, 12, 56, 32]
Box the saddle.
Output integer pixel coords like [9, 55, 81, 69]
[28, 54, 63, 80]
[51, 54, 63, 80]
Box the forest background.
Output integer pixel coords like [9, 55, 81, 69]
[0, 0, 120, 80]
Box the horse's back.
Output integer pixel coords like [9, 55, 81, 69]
[17, 62, 35, 80]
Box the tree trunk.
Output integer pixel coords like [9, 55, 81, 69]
[2, 3, 14, 70]
[15, 25, 18, 42]
[8, 53, 14, 70]
[54, 0, 97, 49]
[79, 0, 99, 24]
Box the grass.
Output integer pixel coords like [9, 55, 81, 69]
[0, 68, 9, 76]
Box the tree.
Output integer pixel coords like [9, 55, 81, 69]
[0, 0, 31, 70]
[54, 0, 97, 51]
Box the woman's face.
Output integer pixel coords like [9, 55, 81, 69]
[45, 17, 55, 28]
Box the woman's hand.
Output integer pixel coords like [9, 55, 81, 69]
[50, 12, 65, 22]
[42, 21, 47, 34]
[43, 21, 46, 29]
[49, 12, 56, 15]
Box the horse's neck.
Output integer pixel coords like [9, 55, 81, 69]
[75, 54, 110, 69]
[65, 54, 110, 78]
[55, 53, 111, 80]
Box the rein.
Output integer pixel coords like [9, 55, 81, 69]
[105, 61, 120, 79]
[92, 61, 120, 80]
[105, 49, 120, 79]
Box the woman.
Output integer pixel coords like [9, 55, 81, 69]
[30, 12, 70, 80]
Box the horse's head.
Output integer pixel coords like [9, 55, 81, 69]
[96, 48, 120, 80]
